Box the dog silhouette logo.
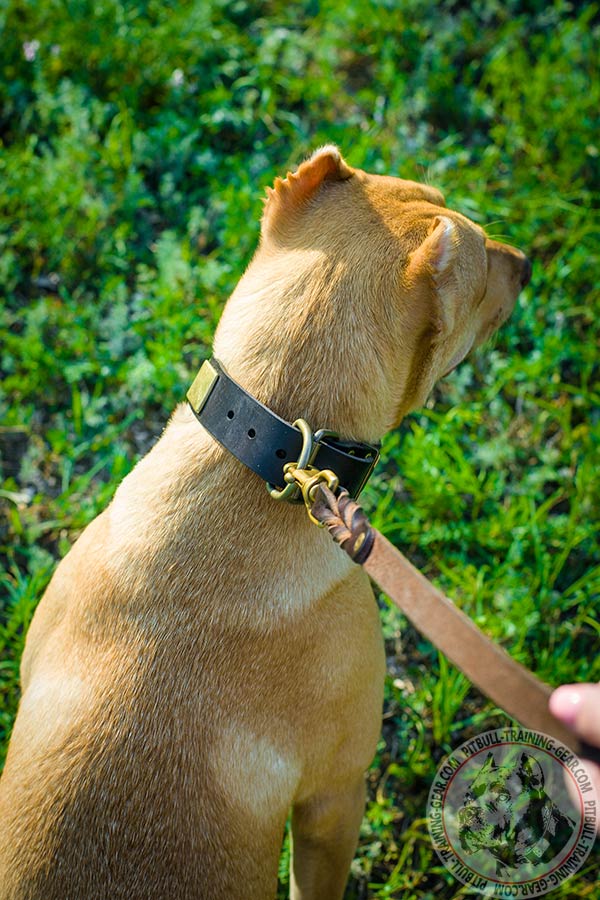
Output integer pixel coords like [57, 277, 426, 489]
[457, 750, 576, 876]
[427, 729, 597, 896]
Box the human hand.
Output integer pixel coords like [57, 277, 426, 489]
[550, 683, 600, 832]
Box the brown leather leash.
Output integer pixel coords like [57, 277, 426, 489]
[310, 486, 600, 765]
[187, 360, 599, 765]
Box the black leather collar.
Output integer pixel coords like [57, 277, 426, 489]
[187, 358, 379, 497]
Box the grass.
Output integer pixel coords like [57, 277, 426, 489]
[1, 0, 599, 896]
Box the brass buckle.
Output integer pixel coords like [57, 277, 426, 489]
[267, 419, 339, 523]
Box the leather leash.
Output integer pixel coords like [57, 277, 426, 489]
[311, 486, 600, 766]
[187, 359, 599, 765]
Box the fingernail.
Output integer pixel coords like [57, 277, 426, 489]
[549, 685, 583, 727]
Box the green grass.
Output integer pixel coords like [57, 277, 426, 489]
[1, 1, 599, 896]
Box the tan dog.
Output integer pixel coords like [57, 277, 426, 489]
[0, 147, 530, 899]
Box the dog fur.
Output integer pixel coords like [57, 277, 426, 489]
[0, 146, 531, 899]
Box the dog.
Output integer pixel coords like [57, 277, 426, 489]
[458, 751, 576, 874]
[0, 146, 531, 899]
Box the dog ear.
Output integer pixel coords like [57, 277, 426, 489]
[407, 215, 459, 334]
[261, 145, 354, 238]
[479, 751, 497, 774]
[517, 753, 545, 792]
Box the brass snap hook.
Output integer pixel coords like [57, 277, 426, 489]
[268, 419, 340, 523]
[284, 466, 340, 525]
[267, 419, 314, 502]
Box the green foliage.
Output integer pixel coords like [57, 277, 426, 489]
[1, 0, 599, 896]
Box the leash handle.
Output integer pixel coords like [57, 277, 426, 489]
[310, 485, 600, 768]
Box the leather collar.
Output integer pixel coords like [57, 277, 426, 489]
[187, 359, 379, 497]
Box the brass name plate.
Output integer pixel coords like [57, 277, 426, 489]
[186, 359, 219, 415]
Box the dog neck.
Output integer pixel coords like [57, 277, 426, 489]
[211, 246, 418, 444]
[186, 358, 380, 498]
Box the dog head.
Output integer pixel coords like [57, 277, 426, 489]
[457, 751, 575, 874]
[213, 146, 531, 439]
